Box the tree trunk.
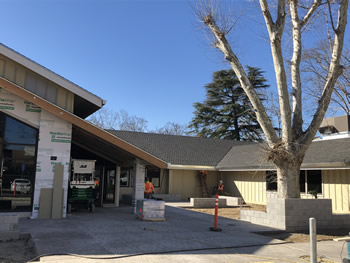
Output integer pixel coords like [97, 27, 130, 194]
[275, 158, 302, 198]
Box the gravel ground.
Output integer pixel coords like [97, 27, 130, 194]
[0, 236, 37, 263]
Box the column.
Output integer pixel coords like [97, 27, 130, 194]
[132, 159, 145, 213]
[115, 165, 120, 207]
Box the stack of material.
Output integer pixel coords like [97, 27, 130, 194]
[136, 200, 165, 221]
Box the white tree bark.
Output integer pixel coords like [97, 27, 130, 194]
[200, 0, 349, 198]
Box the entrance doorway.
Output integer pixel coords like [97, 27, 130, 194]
[95, 165, 116, 207]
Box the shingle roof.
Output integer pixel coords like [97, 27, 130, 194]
[217, 137, 350, 170]
[107, 130, 250, 166]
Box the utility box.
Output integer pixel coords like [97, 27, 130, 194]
[136, 200, 165, 221]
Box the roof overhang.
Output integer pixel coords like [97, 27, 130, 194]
[167, 164, 217, 171]
[0, 76, 167, 169]
[0, 43, 104, 110]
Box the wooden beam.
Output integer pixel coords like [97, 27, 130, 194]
[0, 77, 167, 168]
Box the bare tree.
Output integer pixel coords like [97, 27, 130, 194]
[155, 122, 189, 135]
[87, 108, 148, 132]
[87, 107, 119, 129]
[303, 40, 350, 115]
[118, 110, 148, 132]
[197, 0, 349, 198]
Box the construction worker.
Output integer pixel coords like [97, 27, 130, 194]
[94, 178, 100, 199]
[218, 180, 224, 195]
[144, 177, 155, 199]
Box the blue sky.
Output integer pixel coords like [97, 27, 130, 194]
[2, 0, 345, 131]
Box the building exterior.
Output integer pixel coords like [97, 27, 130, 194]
[1, 44, 350, 219]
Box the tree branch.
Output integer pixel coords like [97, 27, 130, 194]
[290, 0, 303, 140]
[302, 0, 349, 151]
[203, 14, 278, 145]
[300, 0, 322, 27]
[260, 0, 292, 144]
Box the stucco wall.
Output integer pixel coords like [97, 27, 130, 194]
[222, 171, 266, 205]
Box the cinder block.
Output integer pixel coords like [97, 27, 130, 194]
[0, 231, 19, 241]
[0, 215, 19, 224]
[0, 223, 18, 232]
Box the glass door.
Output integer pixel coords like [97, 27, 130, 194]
[103, 168, 116, 204]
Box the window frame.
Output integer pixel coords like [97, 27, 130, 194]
[120, 168, 131, 187]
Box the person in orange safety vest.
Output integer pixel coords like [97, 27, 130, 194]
[144, 177, 155, 199]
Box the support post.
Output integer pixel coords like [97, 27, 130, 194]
[310, 217, 317, 263]
[132, 159, 145, 214]
[115, 165, 120, 207]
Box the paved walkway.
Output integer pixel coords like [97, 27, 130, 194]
[19, 205, 348, 262]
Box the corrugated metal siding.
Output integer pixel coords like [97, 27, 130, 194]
[222, 171, 266, 204]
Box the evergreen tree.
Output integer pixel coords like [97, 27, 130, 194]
[189, 67, 269, 141]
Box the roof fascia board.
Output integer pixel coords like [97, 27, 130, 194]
[217, 162, 350, 171]
[0, 44, 104, 108]
[168, 164, 216, 171]
[0, 77, 167, 169]
[300, 162, 350, 169]
[218, 168, 274, 172]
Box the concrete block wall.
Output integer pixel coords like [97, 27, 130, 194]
[219, 196, 243, 206]
[190, 198, 227, 208]
[241, 198, 350, 231]
[284, 199, 333, 231]
[137, 200, 165, 220]
[0, 215, 19, 241]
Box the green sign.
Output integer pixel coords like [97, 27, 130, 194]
[24, 101, 41, 112]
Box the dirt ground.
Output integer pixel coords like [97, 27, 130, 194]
[0, 237, 37, 263]
[186, 204, 346, 243]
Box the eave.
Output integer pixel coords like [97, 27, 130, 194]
[0, 76, 167, 169]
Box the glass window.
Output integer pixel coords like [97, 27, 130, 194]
[0, 112, 38, 212]
[307, 170, 322, 194]
[4, 116, 37, 145]
[266, 171, 277, 191]
[300, 170, 306, 193]
[146, 167, 160, 188]
[120, 168, 130, 187]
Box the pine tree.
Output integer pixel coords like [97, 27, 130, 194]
[189, 67, 269, 141]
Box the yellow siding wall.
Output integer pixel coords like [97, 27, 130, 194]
[222, 171, 267, 205]
[0, 58, 5, 75]
[170, 170, 219, 200]
[15, 65, 26, 87]
[323, 169, 350, 213]
[4, 59, 15, 82]
[0, 54, 74, 112]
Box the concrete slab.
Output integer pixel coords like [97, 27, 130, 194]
[18, 205, 349, 263]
